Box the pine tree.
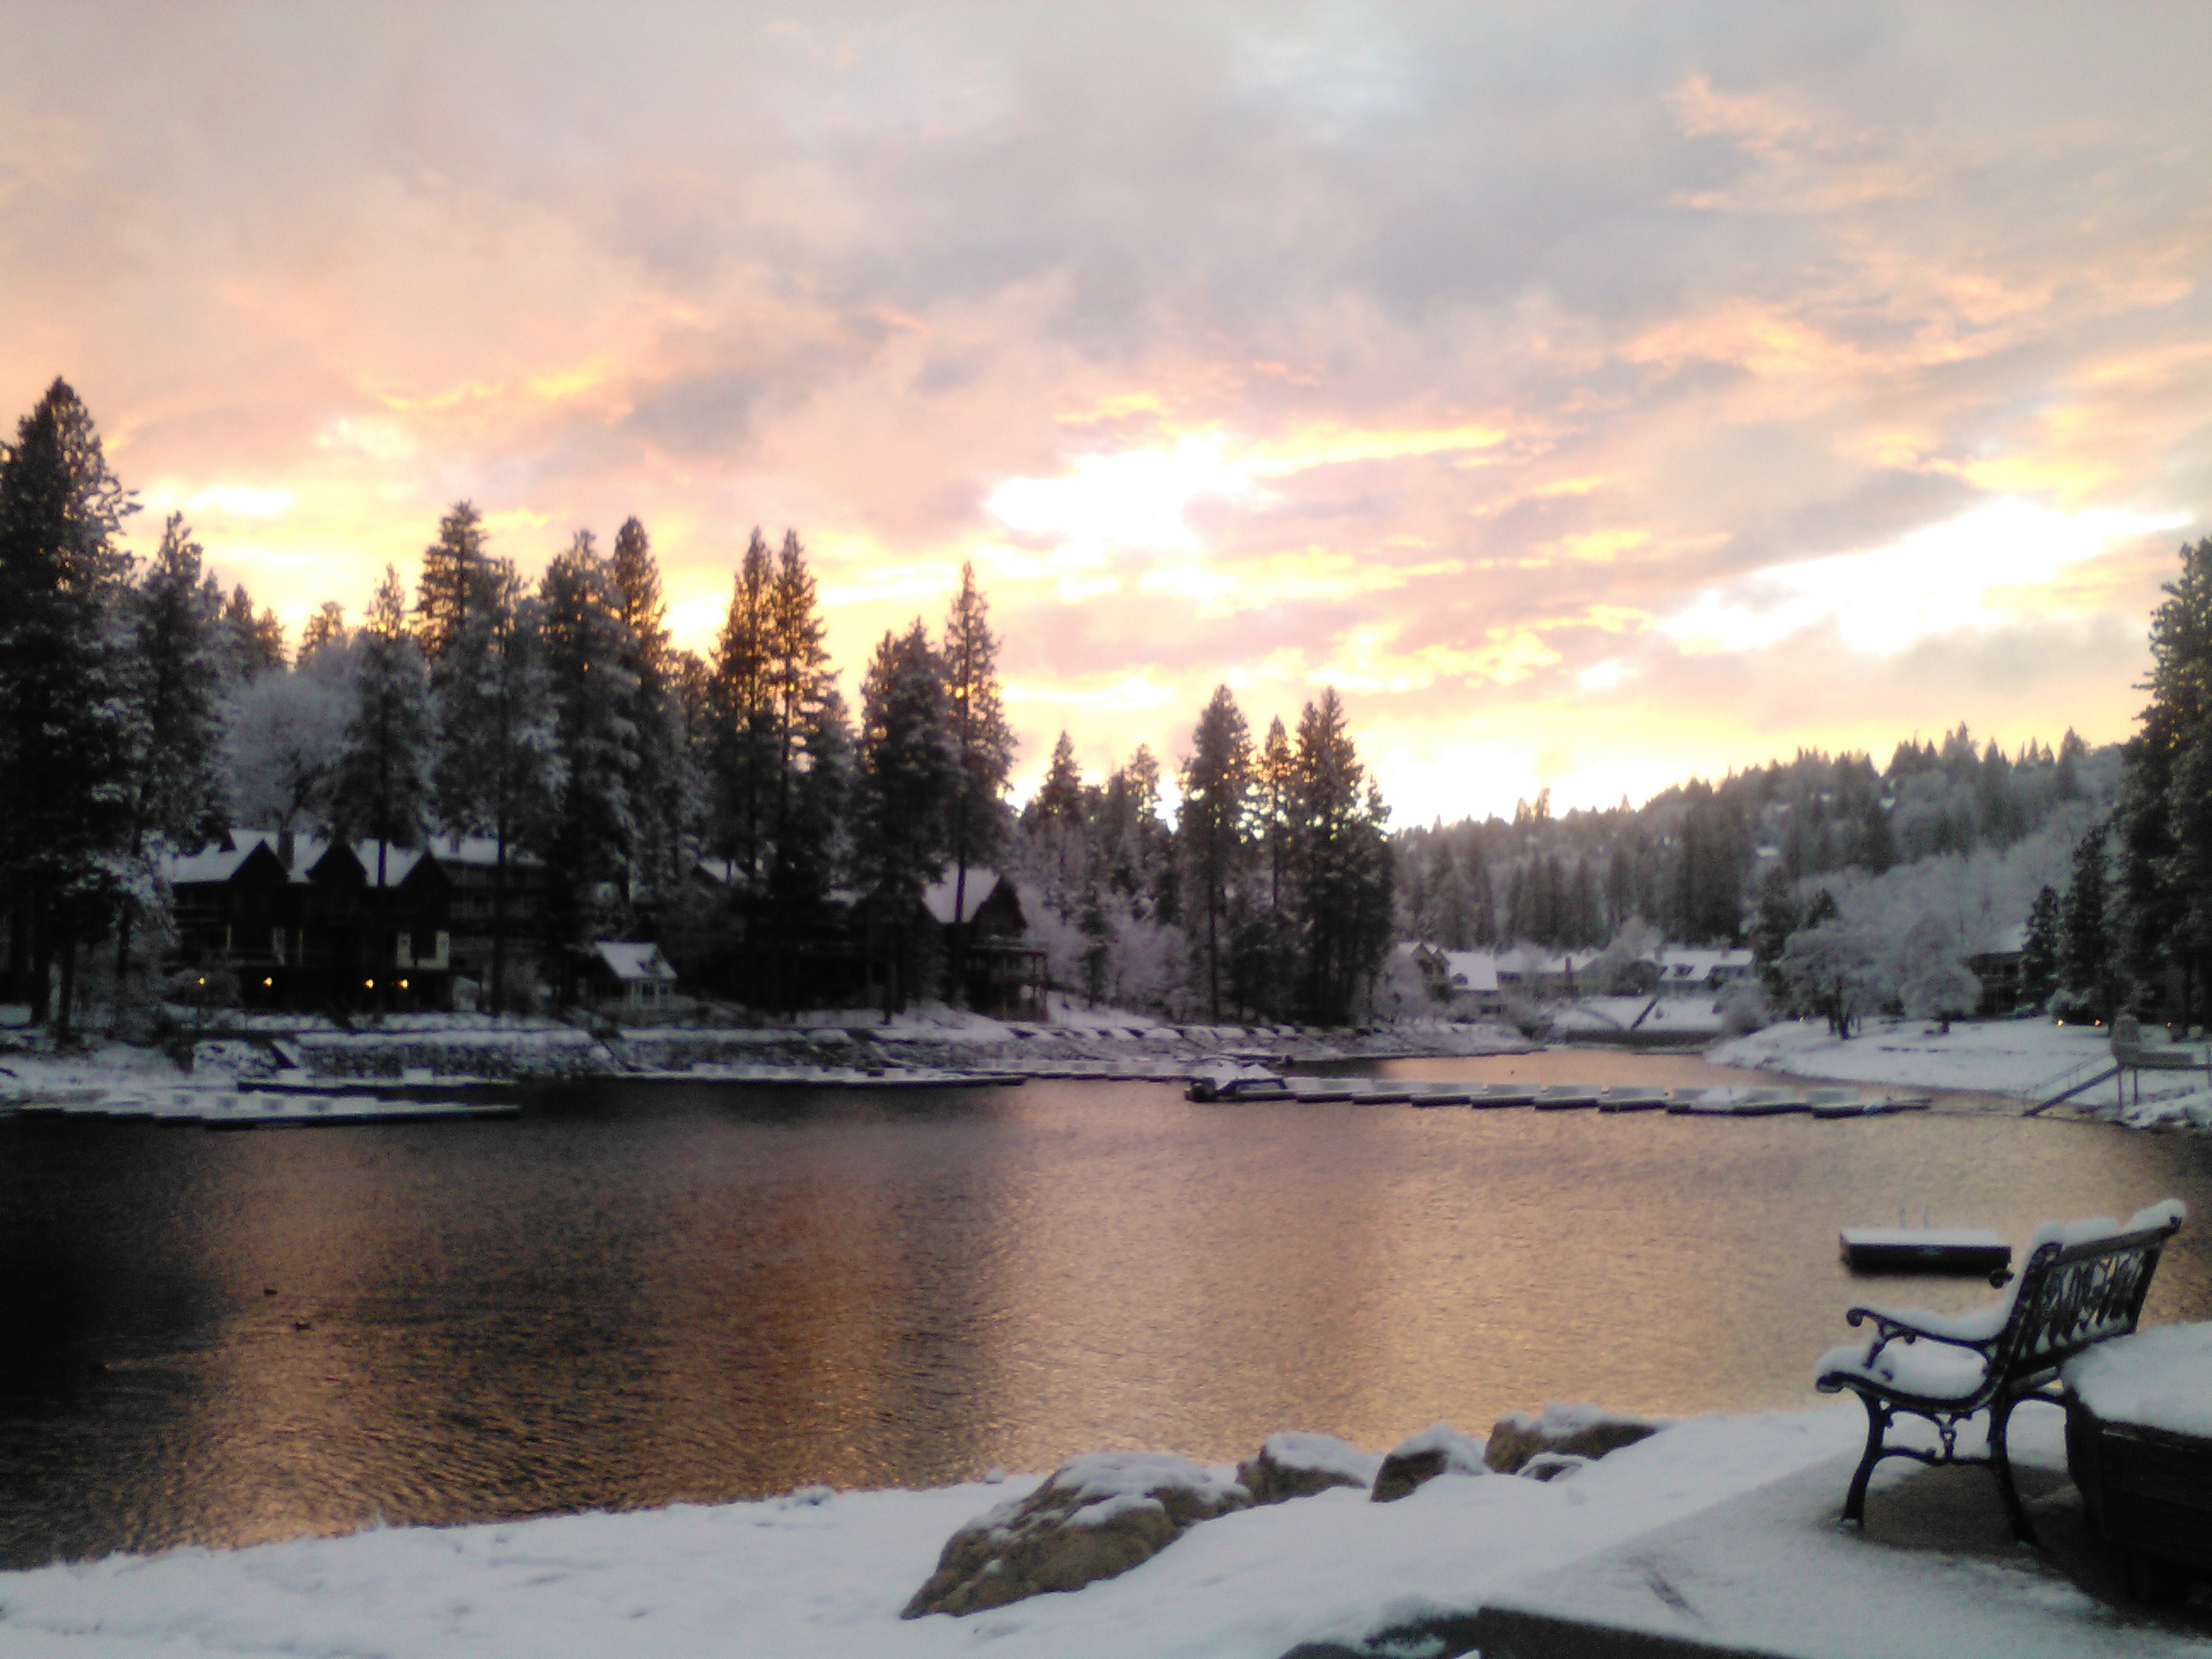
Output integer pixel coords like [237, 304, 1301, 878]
[415, 501, 498, 667]
[1256, 715, 1296, 914]
[326, 567, 434, 1007]
[129, 515, 228, 847]
[940, 562, 1015, 997]
[2128, 538, 2212, 1025]
[299, 600, 348, 660]
[2017, 885, 2061, 1012]
[0, 378, 140, 1029]
[220, 583, 287, 680]
[1749, 865, 1800, 1001]
[1291, 688, 1389, 1022]
[433, 557, 561, 1010]
[760, 532, 849, 1006]
[708, 529, 777, 879]
[1177, 685, 1252, 1020]
[1026, 730, 1087, 911]
[609, 515, 685, 899]
[114, 514, 229, 994]
[538, 531, 641, 969]
[2058, 824, 2116, 1021]
[854, 620, 952, 1015]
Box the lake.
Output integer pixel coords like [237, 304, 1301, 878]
[4, 1057, 2209, 1567]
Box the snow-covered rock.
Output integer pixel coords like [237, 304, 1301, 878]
[1485, 1403, 1661, 1475]
[902, 1451, 1250, 1618]
[1371, 1422, 1487, 1502]
[1236, 1432, 1382, 1505]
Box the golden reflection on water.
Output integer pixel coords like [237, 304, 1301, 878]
[3, 1071, 2208, 1565]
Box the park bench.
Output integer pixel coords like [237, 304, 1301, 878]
[1814, 1198, 2186, 1543]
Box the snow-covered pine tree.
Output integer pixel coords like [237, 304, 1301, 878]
[0, 378, 141, 1029]
[538, 531, 640, 971]
[221, 583, 288, 680]
[114, 513, 230, 993]
[223, 650, 353, 838]
[129, 514, 229, 848]
[1177, 685, 1252, 1021]
[326, 567, 434, 1004]
[856, 620, 953, 1015]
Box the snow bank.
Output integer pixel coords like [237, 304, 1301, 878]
[0, 1409, 1871, 1659]
[1708, 1016, 2175, 1106]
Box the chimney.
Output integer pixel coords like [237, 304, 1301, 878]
[278, 827, 296, 870]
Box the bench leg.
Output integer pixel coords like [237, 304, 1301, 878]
[1988, 1394, 2038, 1546]
[1842, 1394, 1889, 1528]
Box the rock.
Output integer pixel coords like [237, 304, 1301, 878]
[902, 1451, 1251, 1618]
[1370, 1422, 1487, 1503]
[1484, 1402, 1662, 1475]
[1516, 1451, 1590, 1483]
[1237, 1432, 1382, 1505]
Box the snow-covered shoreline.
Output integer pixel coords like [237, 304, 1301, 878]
[0, 1005, 1534, 1105]
[1711, 1015, 2212, 1132]
[0, 1405, 1874, 1659]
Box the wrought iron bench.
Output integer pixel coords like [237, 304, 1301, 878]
[1815, 1199, 2186, 1543]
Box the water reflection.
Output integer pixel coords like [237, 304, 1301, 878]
[2, 1071, 2207, 1566]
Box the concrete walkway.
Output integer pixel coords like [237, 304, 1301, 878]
[1470, 1426, 2212, 1659]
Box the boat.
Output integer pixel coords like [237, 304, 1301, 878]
[1839, 1226, 2011, 1275]
[1596, 1086, 1668, 1113]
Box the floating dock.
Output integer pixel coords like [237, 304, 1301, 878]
[1840, 1225, 2012, 1275]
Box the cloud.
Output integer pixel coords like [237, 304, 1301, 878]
[4, 3, 2211, 821]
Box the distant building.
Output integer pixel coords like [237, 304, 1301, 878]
[574, 940, 679, 1010]
[160, 829, 546, 1012]
[917, 866, 1046, 1018]
[1652, 947, 1754, 999]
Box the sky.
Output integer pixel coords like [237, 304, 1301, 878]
[5, 3, 2210, 824]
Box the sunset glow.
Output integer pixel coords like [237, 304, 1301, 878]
[7, 5, 2209, 818]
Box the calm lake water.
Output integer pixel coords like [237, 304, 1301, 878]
[4, 1057, 2209, 1568]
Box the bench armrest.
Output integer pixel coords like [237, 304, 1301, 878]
[1844, 1304, 2002, 1354]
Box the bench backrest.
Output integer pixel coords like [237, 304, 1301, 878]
[1988, 1215, 2183, 1382]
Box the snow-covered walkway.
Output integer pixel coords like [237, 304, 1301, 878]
[0, 1409, 1869, 1659]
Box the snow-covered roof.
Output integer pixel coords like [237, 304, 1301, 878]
[695, 858, 741, 887]
[163, 829, 330, 886]
[350, 841, 426, 887]
[591, 941, 678, 983]
[428, 834, 541, 870]
[163, 837, 268, 885]
[921, 866, 1000, 925]
[1656, 947, 1754, 983]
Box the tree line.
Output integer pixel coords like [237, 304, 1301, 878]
[2012, 537, 2212, 1028]
[0, 378, 1397, 1033]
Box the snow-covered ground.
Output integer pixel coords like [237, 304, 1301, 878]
[0, 1406, 1871, 1659]
[1711, 1016, 2212, 1129]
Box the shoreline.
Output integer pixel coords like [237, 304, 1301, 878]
[6, 1005, 2206, 1134]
